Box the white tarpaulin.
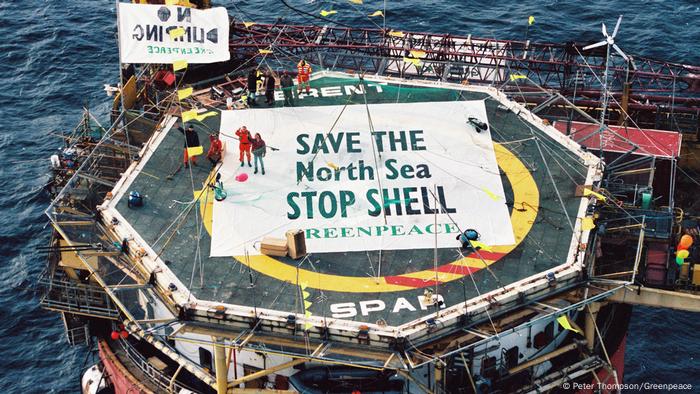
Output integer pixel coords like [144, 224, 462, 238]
[117, 3, 229, 64]
[210, 101, 515, 256]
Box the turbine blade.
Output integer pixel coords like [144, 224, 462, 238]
[602, 23, 608, 37]
[612, 15, 623, 37]
[613, 44, 629, 61]
[583, 41, 607, 51]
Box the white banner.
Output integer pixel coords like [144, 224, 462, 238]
[117, 3, 229, 64]
[210, 101, 515, 256]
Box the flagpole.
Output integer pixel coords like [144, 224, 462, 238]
[525, 15, 534, 41]
[383, 0, 386, 31]
[115, 0, 132, 162]
[115, 0, 126, 114]
[525, 18, 530, 41]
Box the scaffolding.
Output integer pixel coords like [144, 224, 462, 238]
[39, 272, 119, 320]
[228, 21, 700, 134]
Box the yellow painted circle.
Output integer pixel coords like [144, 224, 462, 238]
[200, 143, 539, 293]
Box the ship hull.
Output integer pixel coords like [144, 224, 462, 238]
[97, 339, 152, 394]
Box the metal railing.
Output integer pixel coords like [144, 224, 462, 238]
[602, 210, 672, 238]
[117, 338, 198, 394]
[65, 324, 90, 346]
[39, 272, 119, 319]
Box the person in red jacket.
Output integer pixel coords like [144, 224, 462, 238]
[297, 60, 312, 94]
[235, 126, 252, 167]
[206, 133, 225, 168]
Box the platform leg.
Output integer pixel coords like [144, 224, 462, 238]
[214, 337, 228, 394]
[585, 302, 601, 352]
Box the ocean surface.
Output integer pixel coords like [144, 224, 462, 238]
[0, 1, 698, 392]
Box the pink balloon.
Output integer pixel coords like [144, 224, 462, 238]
[235, 173, 248, 182]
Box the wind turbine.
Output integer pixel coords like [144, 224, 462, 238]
[583, 15, 629, 157]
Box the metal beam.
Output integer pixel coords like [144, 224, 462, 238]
[519, 356, 605, 394]
[224, 21, 700, 132]
[607, 285, 700, 312]
[229, 22, 700, 97]
[531, 94, 562, 114]
[584, 303, 601, 352]
[509, 340, 585, 374]
[396, 369, 434, 394]
[76, 172, 117, 187]
[229, 358, 307, 387]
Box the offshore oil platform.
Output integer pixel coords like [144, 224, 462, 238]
[39, 1, 700, 393]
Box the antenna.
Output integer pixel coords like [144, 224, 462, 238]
[583, 15, 630, 157]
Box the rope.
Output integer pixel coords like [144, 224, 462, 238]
[532, 135, 575, 232]
[188, 181, 212, 292]
[360, 77, 388, 226]
[426, 188, 503, 287]
[677, 165, 700, 187]
[588, 305, 620, 387]
[182, 128, 203, 291]
[433, 185, 440, 315]
[456, 247, 500, 336]
[538, 140, 586, 184]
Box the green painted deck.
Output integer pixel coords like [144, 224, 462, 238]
[116, 75, 590, 326]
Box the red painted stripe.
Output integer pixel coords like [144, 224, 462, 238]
[386, 251, 507, 288]
[466, 250, 506, 260]
[385, 275, 440, 288]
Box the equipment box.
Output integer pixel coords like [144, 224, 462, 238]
[261, 237, 288, 257]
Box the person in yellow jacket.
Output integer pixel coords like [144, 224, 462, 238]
[297, 60, 312, 94]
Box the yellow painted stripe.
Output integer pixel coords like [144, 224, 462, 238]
[197, 143, 539, 293]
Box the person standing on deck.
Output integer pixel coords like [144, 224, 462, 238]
[251, 133, 267, 175]
[255, 70, 264, 95]
[178, 123, 200, 168]
[235, 126, 252, 167]
[207, 133, 225, 168]
[280, 70, 294, 106]
[246, 69, 258, 106]
[297, 60, 312, 94]
[264, 71, 276, 106]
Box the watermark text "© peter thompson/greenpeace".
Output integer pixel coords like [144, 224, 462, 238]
[562, 382, 694, 391]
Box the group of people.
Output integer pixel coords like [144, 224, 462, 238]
[176, 61, 312, 174]
[246, 60, 313, 107]
[177, 123, 267, 175]
[247, 69, 276, 107]
[235, 125, 267, 175]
